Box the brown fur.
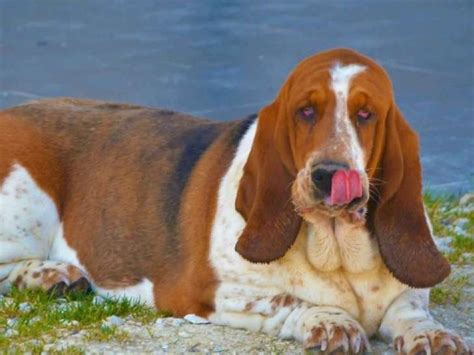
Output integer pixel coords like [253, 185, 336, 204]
[235, 102, 302, 263]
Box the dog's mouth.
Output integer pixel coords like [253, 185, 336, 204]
[296, 201, 368, 226]
[292, 165, 369, 224]
[294, 191, 369, 225]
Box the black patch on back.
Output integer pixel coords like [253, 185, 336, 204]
[163, 123, 220, 236]
[228, 114, 258, 148]
[162, 113, 257, 246]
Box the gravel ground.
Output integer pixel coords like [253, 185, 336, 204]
[38, 265, 473, 354]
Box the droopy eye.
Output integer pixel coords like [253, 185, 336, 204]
[297, 106, 316, 122]
[356, 109, 373, 124]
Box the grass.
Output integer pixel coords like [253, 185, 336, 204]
[423, 192, 474, 264]
[424, 192, 473, 305]
[430, 275, 470, 305]
[0, 288, 165, 353]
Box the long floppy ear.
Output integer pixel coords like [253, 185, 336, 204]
[235, 102, 302, 263]
[371, 105, 450, 288]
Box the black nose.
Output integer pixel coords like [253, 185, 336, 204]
[311, 168, 335, 195]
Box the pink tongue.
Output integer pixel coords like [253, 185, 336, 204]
[330, 170, 362, 205]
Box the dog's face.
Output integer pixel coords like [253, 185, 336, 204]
[286, 54, 392, 222]
[235, 48, 450, 288]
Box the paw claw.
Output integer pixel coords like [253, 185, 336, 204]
[303, 311, 368, 354]
[396, 328, 469, 355]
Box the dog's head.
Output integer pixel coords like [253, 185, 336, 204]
[235, 48, 450, 288]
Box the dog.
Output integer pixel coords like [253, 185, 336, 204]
[0, 48, 470, 353]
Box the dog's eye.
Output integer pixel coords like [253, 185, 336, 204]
[356, 109, 372, 124]
[298, 106, 316, 122]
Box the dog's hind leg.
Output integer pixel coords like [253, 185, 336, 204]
[0, 163, 89, 295]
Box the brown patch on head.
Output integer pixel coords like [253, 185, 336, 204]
[371, 285, 380, 292]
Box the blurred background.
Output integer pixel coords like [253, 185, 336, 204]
[0, 0, 472, 192]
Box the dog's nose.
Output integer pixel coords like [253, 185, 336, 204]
[311, 168, 335, 195]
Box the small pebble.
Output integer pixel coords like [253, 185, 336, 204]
[454, 218, 469, 230]
[103, 315, 125, 327]
[56, 303, 70, 312]
[29, 316, 41, 325]
[19, 302, 32, 313]
[61, 319, 79, 326]
[169, 318, 185, 326]
[5, 329, 18, 337]
[7, 318, 17, 327]
[453, 226, 467, 236]
[154, 318, 166, 327]
[178, 331, 191, 338]
[459, 193, 474, 206]
[93, 295, 105, 305]
[434, 236, 453, 253]
[184, 314, 210, 324]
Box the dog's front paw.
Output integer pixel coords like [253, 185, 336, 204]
[302, 309, 370, 353]
[394, 327, 471, 355]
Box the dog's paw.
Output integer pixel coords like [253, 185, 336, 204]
[394, 327, 471, 355]
[302, 309, 370, 353]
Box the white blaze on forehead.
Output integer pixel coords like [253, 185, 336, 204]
[330, 63, 366, 169]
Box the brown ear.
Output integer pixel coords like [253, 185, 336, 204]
[235, 103, 302, 263]
[371, 105, 450, 288]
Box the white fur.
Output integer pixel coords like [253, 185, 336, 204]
[0, 164, 60, 261]
[0, 164, 60, 292]
[330, 63, 366, 170]
[49, 224, 83, 268]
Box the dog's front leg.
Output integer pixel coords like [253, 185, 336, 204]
[379, 288, 470, 354]
[209, 291, 369, 352]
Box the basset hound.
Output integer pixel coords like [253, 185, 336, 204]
[0, 48, 470, 354]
